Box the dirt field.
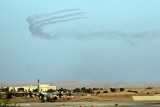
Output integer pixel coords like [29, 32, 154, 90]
[1, 87, 160, 103]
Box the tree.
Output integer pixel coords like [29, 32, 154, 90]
[33, 89, 38, 92]
[57, 87, 68, 92]
[110, 88, 116, 92]
[6, 92, 12, 99]
[73, 88, 80, 92]
[86, 88, 93, 93]
[120, 88, 125, 92]
[3, 87, 9, 92]
[96, 91, 100, 95]
[17, 88, 24, 92]
[93, 88, 99, 90]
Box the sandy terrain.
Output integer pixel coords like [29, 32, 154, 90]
[1, 87, 160, 105]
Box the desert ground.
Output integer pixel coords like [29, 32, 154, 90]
[1, 87, 160, 107]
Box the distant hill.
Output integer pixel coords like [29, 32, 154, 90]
[0, 81, 160, 89]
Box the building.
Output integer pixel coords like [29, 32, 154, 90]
[39, 84, 56, 92]
[14, 84, 56, 92]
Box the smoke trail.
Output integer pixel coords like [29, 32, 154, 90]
[28, 17, 86, 40]
[86, 30, 160, 46]
[27, 9, 86, 39]
[27, 9, 80, 23]
[35, 12, 85, 24]
[27, 9, 159, 45]
[38, 17, 85, 27]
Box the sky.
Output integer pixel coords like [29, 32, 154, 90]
[0, 0, 160, 82]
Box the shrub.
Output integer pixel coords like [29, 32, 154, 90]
[93, 88, 99, 90]
[81, 87, 86, 91]
[96, 91, 100, 95]
[147, 87, 152, 89]
[120, 88, 125, 92]
[33, 89, 38, 92]
[103, 91, 108, 93]
[3, 87, 9, 92]
[17, 88, 24, 92]
[86, 88, 93, 93]
[155, 92, 159, 94]
[73, 88, 80, 92]
[57, 88, 69, 93]
[110, 88, 116, 92]
[127, 90, 138, 93]
[6, 92, 12, 99]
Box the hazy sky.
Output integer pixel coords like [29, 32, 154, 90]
[0, 0, 160, 82]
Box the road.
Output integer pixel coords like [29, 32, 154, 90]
[26, 101, 160, 107]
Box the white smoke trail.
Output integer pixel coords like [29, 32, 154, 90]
[27, 9, 86, 40]
[27, 9, 159, 45]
